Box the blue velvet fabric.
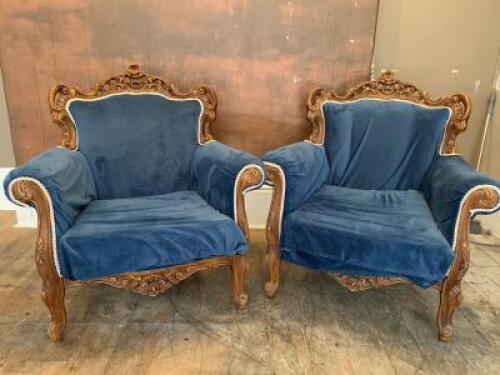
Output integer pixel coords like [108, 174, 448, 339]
[59, 191, 247, 280]
[422, 155, 500, 245]
[322, 99, 451, 190]
[191, 141, 264, 219]
[282, 185, 454, 287]
[262, 141, 329, 215]
[263, 100, 500, 288]
[68, 93, 202, 199]
[3, 148, 97, 277]
[5, 94, 264, 280]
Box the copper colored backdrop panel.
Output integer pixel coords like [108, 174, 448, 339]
[0, 0, 378, 164]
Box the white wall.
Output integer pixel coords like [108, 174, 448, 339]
[373, 0, 500, 165]
[0, 67, 14, 168]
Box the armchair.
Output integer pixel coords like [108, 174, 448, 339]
[4, 65, 264, 342]
[263, 72, 500, 341]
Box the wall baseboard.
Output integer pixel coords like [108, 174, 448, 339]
[1, 170, 273, 229]
[0, 167, 38, 228]
[245, 185, 272, 229]
[0, 168, 15, 210]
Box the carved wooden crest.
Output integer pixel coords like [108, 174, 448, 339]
[48, 64, 217, 149]
[306, 71, 471, 154]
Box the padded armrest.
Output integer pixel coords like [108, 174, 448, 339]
[263, 141, 329, 215]
[4, 148, 97, 275]
[191, 141, 265, 219]
[422, 155, 500, 247]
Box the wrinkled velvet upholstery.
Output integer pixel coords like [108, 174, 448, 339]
[5, 94, 263, 281]
[191, 141, 264, 219]
[323, 99, 451, 190]
[59, 191, 247, 280]
[264, 98, 500, 288]
[3, 148, 97, 277]
[68, 94, 202, 199]
[263, 142, 329, 215]
[282, 185, 453, 287]
[422, 155, 500, 245]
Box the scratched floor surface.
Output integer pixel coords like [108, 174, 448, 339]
[0, 211, 499, 374]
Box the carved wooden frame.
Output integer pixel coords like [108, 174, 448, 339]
[306, 71, 471, 154]
[11, 65, 263, 342]
[49, 63, 217, 149]
[265, 72, 500, 342]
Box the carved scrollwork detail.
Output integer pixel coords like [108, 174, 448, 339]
[235, 166, 265, 239]
[48, 64, 217, 150]
[306, 71, 471, 153]
[437, 185, 499, 341]
[328, 273, 407, 292]
[11, 179, 67, 341]
[80, 258, 230, 297]
[264, 163, 284, 298]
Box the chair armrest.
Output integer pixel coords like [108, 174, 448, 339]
[191, 141, 265, 233]
[4, 148, 97, 277]
[262, 141, 329, 216]
[423, 155, 500, 249]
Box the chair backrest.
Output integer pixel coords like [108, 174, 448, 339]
[306, 72, 471, 190]
[49, 65, 217, 199]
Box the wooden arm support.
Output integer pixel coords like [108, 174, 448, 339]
[437, 186, 500, 341]
[264, 163, 285, 298]
[234, 165, 265, 239]
[11, 179, 66, 342]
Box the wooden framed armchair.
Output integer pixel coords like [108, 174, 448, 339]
[4, 65, 264, 342]
[263, 72, 500, 341]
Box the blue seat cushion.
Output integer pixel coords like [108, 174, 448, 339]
[59, 191, 247, 280]
[322, 99, 451, 190]
[281, 185, 454, 288]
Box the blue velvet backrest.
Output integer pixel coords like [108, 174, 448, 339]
[67, 93, 202, 199]
[322, 99, 451, 190]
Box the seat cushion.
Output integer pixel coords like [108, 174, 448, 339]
[322, 99, 451, 190]
[281, 185, 454, 287]
[59, 191, 247, 280]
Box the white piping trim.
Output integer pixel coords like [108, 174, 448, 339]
[451, 184, 500, 253]
[319, 98, 453, 156]
[263, 161, 286, 237]
[7, 177, 62, 277]
[233, 164, 266, 222]
[65, 91, 205, 149]
[303, 139, 323, 147]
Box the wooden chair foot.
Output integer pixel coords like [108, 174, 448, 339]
[233, 292, 249, 309]
[41, 279, 67, 342]
[48, 320, 66, 342]
[265, 281, 279, 298]
[437, 278, 463, 343]
[230, 256, 248, 309]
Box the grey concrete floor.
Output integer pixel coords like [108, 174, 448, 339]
[0, 211, 499, 374]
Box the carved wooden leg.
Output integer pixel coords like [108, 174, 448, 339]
[41, 278, 67, 342]
[11, 180, 67, 342]
[437, 277, 463, 342]
[264, 163, 284, 298]
[435, 187, 500, 342]
[265, 243, 280, 298]
[230, 256, 248, 308]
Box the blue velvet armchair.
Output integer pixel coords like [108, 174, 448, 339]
[263, 72, 500, 341]
[4, 65, 264, 342]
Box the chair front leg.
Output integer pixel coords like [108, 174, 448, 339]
[264, 163, 285, 298]
[230, 256, 248, 308]
[437, 186, 499, 342]
[12, 180, 67, 342]
[232, 165, 264, 308]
